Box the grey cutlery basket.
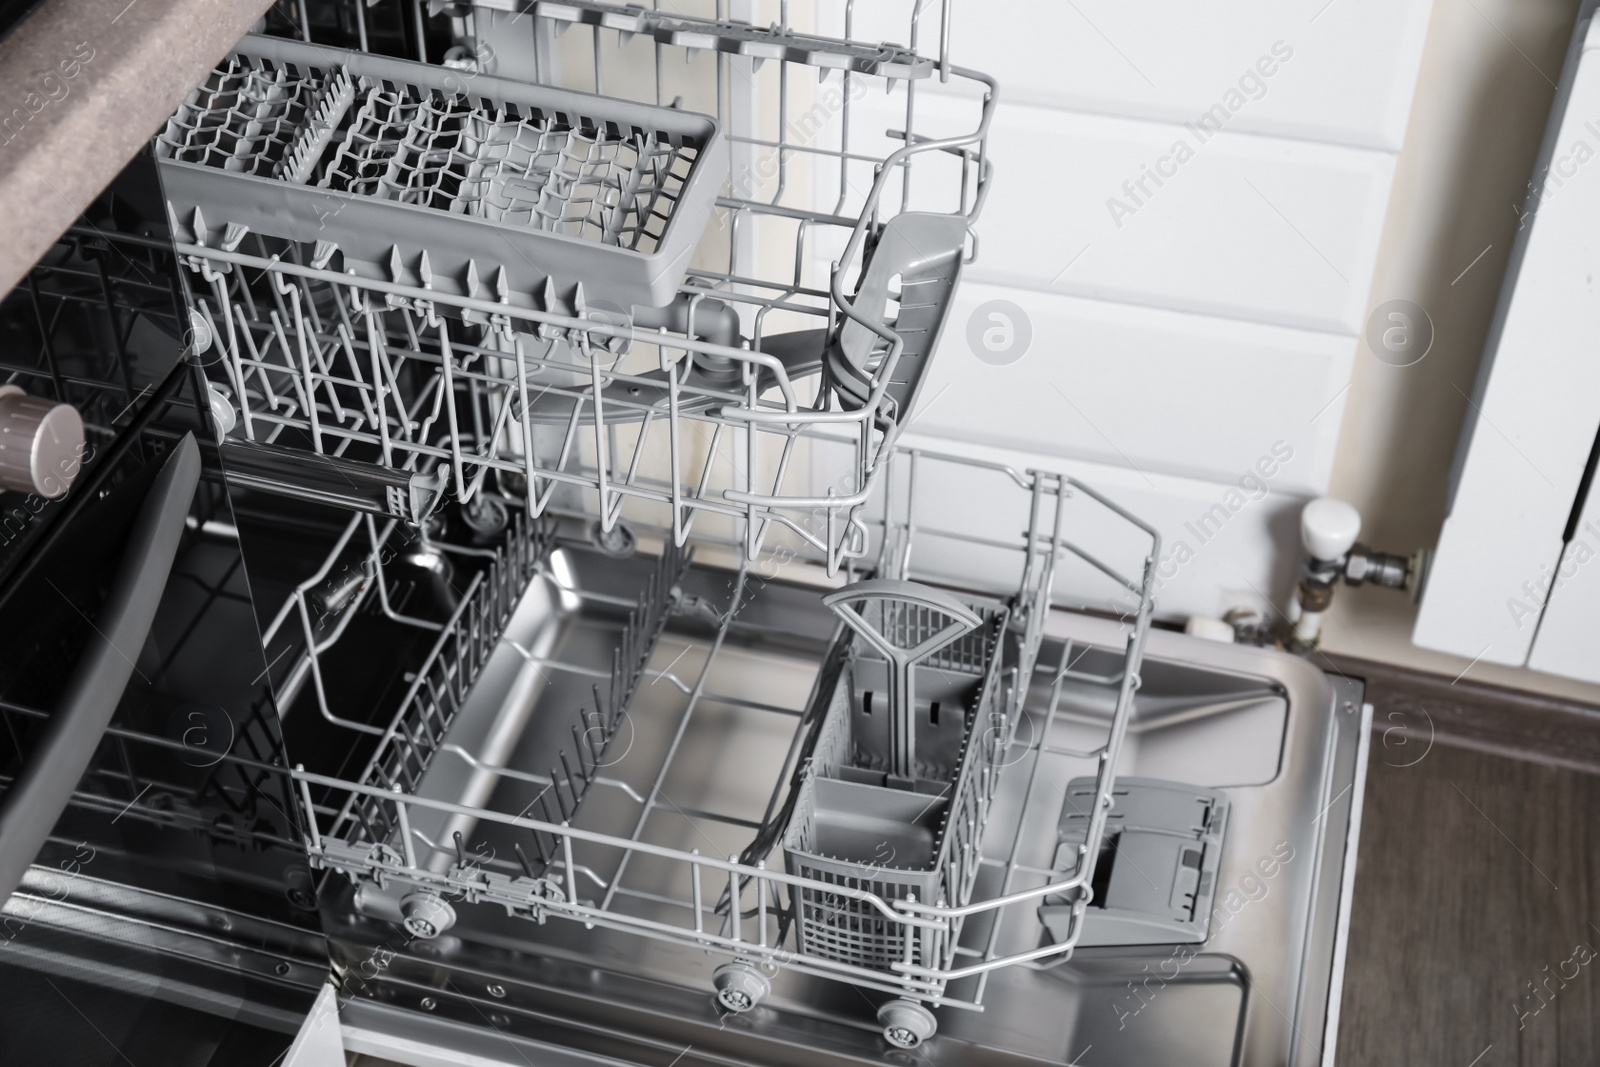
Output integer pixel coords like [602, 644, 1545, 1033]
[784, 582, 1011, 971]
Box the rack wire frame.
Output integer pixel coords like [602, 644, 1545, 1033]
[135, 0, 1160, 1022]
[174, 0, 996, 573]
[329, 525, 690, 872]
[289, 444, 1161, 1010]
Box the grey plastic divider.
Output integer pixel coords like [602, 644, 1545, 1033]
[0, 432, 202, 903]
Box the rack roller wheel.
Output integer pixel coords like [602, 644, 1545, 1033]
[711, 962, 769, 1013]
[878, 999, 936, 1049]
[399, 891, 457, 940]
[590, 519, 638, 559]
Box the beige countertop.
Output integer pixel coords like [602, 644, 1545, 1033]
[0, 0, 273, 292]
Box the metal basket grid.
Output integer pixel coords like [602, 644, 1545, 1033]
[332, 523, 688, 862]
[339, 511, 544, 834]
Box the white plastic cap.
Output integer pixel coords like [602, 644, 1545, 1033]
[1184, 615, 1236, 643]
[1301, 498, 1361, 561]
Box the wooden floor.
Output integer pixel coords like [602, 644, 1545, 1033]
[1336, 738, 1600, 1065]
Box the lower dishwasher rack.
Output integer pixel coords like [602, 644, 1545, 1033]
[283, 444, 1161, 1052]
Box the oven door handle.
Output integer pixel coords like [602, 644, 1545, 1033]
[0, 432, 202, 903]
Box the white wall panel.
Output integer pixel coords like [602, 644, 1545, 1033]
[910, 281, 1353, 495]
[791, 0, 1431, 624]
[821, 0, 1433, 151]
[1528, 482, 1600, 682]
[822, 93, 1395, 333]
[1415, 19, 1600, 667]
[964, 103, 1395, 334]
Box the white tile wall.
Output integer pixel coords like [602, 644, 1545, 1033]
[911, 281, 1353, 495]
[957, 102, 1396, 334]
[824, 0, 1434, 151]
[886, 433, 1312, 621]
[799, 0, 1432, 619]
[817, 90, 1396, 332]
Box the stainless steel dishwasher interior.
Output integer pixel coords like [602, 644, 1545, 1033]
[0, 3, 1368, 1063]
[320, 545, 1360, 1067]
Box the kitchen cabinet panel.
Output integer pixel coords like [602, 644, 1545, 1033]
[1415, 17, 1600, 669]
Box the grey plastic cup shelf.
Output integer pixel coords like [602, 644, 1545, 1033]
[156, 34, 724, 309]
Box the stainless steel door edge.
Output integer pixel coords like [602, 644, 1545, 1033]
[9, 865, 328, 963]
[1310, 696, 1373, 1067]
[0, 883, 325, 1032]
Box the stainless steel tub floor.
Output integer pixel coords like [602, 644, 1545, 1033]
[331, 550, 1364, 1067]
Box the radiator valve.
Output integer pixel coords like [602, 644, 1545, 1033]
[1287, 498, 1424, 652]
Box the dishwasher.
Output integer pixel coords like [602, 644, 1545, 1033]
[0, 3, 1371, 1065]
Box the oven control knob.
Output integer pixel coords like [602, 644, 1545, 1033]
[0, 386, 84, 499]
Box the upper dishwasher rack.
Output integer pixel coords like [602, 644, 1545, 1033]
[156, 35, 724, 309]
[166, 5, 996, 571]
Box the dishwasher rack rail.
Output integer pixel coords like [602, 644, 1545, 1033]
[285, 445, 1159, 1046]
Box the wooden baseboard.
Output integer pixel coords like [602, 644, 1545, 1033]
[1324, 653, 1600, 778]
